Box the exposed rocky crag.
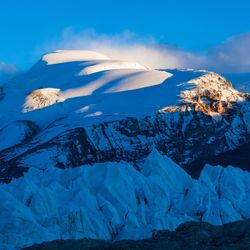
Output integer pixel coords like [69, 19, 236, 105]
[23, 219, 250, 250]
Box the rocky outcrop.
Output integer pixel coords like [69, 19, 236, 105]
[23, 88, 63, 112]
[162, 72, 249, 115]
[23, 219, 250, 250]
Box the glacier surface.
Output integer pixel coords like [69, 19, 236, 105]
[1, 150, 250, 249]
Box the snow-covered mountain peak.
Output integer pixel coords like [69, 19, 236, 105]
[0, 50, 249, 162]
[42, 50, 148, 74]
[0, 51, 248, 138]
[42, 50, 110, 64]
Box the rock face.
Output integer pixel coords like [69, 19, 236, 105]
[23, 219, 250, 250]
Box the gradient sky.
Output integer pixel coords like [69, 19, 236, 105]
[0, 0, 250, 69]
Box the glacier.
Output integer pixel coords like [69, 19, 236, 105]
[1, 149, 250, 249]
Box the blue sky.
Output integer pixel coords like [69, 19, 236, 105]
[0, 0, 250, 72]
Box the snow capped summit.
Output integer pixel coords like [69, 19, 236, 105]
[42, 50, 110, 64]
[42, 50, 147, 74]
[1, 50, 247, 132]
[0, 50, 248, 170]
[1, 50, 172, 120]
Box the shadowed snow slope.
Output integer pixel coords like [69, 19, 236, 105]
[1, 150, 250, 249]
[225, 72, 250, 93]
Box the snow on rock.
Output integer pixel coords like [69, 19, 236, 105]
[161, 72, 248, 115]
[1, 150, 250, 249]
[23, 88, 63, 112]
